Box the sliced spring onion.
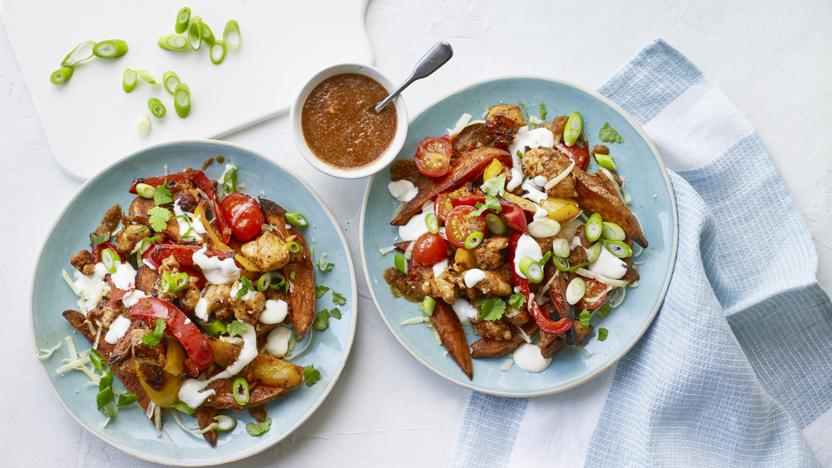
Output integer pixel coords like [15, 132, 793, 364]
[553, 256, 570, 272]
[552, 238, 570, 258]
[61, 40, 96, 66]
[161, 271, 189, 293]
[204, 319, 227, 336]
[162, 71, 180, 95]
[602, 222, 625, 241]
[170, 402, 196, 416]
[121, 68, 137, 92]
[210, 41, 227, 65]
[485, 213, 506, 234]
[566, 277, 586, 305]
[420, 296, 436, 316]
[256, 273, 272, 292]
[158, 34, 189, 52]
[528, 218, 560, 238]
[604, 240, 633, 258]
[212, 415, 237, 433]
[519, 256, 544, 283]
[173, 82, 191, 118]
[586, 242, 602, 263]
[223, 20, 241, 51]
[175, 6, 191, 34]
[563, 111, 583, 146]
[285, 211, 308, 227]
[287, 241, 301, 253]
[394, 253, 407, 274]
[232, 377, 250, 405]
[585, 213, 603, 243]
[137, 113, 151, 135]
[464, 231, 484, 250]
[50, 66, 74, 85]
[93, 39, 128, 59]
[101, 248, 120, 274]
[188, 18, 203, 49]
[608, 287, 627, 308]
[425, 213, 439, 233]
[200, 20, 215, 45]
[136, 70, 158, 85]
[147, 98, 166, 118]
[595, 153, 617, 171]
[135, 183, 155, 199]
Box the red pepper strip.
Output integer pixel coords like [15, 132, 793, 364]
[129, 169, 230, 244]
[130, 297, 214, 375]
[451, 195, 528, 233]
[508, 232, 572, 335]
[142, 243, 231, 269]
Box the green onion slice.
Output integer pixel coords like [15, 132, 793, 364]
[173, 82, 191, 118]
[61, 40, 96, 67]
[220, 164, 237, 196]
[212, 415, 237, 433]
[394, 253, 407, 274]
[175, 7, 191, 34]
[135, 183, 156, 199]
[210, 41, 227, 65]
[485, 213, 506, 234]
[93, 39, 128, 59]
[256, 273, 271, 292]
[585, 213, 603, 243]
[586, 242, 602, 263]
[604, 240, 633, 258]
[136, 70, 158, 85]
[200, 20, 215, 45]
[49, 66, 74, 86]
[137, 113, 151, 135]
[223, 20, 241, 51]
[121, 68, 137, 92]
[203, 319, 227, 336]
[602, 222, 625, 241]
[158, 34, 189, 52]
[566, 277, 586, 305]
[595, 153, 617, 171]
[169, 402, 196, 416]
[464, 231, 484, 250]
[232, 377, 250, 405]
[552, 238, 570, 258]
[420, 296, 436, 316]
[188, 18, 203, 50]
[425, 213, 439, 233]
[162, 71, 180, 95]
[518, 256, 544, 283]
[553, 256, 570, 272]
[287, 241, 302, 253]
[101, 248, 120, 274]
[147, 98, 166, 118]
[285, 211, 308, 227]
[563, 111, 583, 147]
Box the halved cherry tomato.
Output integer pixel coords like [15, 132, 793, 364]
[445, 205, 486, 248]
[414, 137, 452, 178]
[450, 195, 528, 233]
[220, 192, 265, 242]
[435, 193, 454, 222]
[412, 232, 447, 266]
[554, 140, 589, 170]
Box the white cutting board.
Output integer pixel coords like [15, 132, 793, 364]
[0, 0, 372, 179]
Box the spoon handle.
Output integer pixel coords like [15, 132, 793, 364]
[375, 41, 453, 113]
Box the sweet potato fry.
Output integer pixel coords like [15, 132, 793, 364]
[573, 167, 648, 247]
[196, 406, 220, 447]
[204, 378, 289, 410]
[471, 334, 524, 359]
[430, 301, 473, 379]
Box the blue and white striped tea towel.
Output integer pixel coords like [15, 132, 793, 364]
[453, 39, 832, 468]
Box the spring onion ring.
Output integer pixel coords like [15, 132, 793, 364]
[135, 183, 155, 199]
[200, 20, 215, 45]
[563, 112, 582, 147]
[135, 70, 157, 85]
[210, 41, 227, 65]
[93, 40, 128, 59]
[286, 241, 301, 253]
[485, 213, 506, 235]
[175, 7, 191, 34]
[256, 272, 272, 292]
[425, 213, 439, 233]
[232, 377, 250, 405]
[595, 153, 617, 171]
[223, 20, 241, 51]
[420, 296, 436, 316]
[585, 213, 603, 242]
[162, 71, 180, 95]
[519, 256, 544, 283]
[158, 34, 189, 52]
[553, 256, 570, 272]
[552, 238, 570, 258]
[211, 415, 237, 433]
[50, 66, 74, 85]
[603, 240, 633, 258]
[566, 277, 586, 305]
[528, 218, 560, 238]
[608, 287, 627, 308]
[61, 40, 96, 67]
[173, 82, 191, 118]
[285, 211, 308, 227]
[101, 248, 120, 274]
[394, 253, 407, 274]
[121, 68, 137, 92]
[464, 231, 484, 250]
[187, 17, 203, 49]
[602, 222, 625, 241]
[586, 242, 602, 263]
[147, 98, 166, 118]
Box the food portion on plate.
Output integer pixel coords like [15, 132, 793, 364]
[382, 104, 647, 379]
[55, 163, 340, 446]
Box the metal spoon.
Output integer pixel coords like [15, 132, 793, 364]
[374, 41, 453, 113]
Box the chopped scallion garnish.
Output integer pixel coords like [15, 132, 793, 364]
[50, 66, 74, 86]
[394, 253, 407, 274]
[162, 71, 180, 95]
[61, 40, 96, 67]
[158, 34, 189, 52]
[210, 41, 227, 65]
[232, 377, 250, 405]
[173, 82, 191, 117]
[286, 211, 308, 228]
[147, 98, 166, 118]
[93, 39, 128, 59]
[175, 7, 191, 34]
[122, 68, 137, 93]
[223, 20, 241, 51]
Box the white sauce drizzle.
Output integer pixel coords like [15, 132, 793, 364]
[260, 299, 289, 324]
[398, 202, 435, 242]
[110, 262, 137, 291]
[229, 281, 255, 301]
[387, 180, 419, 202]
[507, 126, 555, 191]
[104, 315, 132, 344]
[264, 327, 292, 357]
[194, 297, 209, 321]
[451, 298, 479, 324]
[513, 342, 552, 373]
[192, 245, 241, 285]
[121, 289, 146, 308]
[71, 263, 110, 313]
[588, 246, 628, 279]
[173, 200, 206, 242]
[463, 269, 486, 288]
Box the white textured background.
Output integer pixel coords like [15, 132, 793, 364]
[1, 0, 830, 466]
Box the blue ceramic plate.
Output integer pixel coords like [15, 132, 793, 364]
[360, 77, 677, 397]
[31, 141, 357, 465]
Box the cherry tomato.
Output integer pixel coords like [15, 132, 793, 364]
[444, 205, 486, 248]
[412, 232, 448, 266]
[415, 137, 452, 178]
[570, 143, 590, 170]
[220, 193, 265, 242]
[435, 193, 453, 222]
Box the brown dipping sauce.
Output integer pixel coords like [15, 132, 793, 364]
[301, 73, 397, 169]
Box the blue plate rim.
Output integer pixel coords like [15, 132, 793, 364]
[29, 139, 359, 466]
[359, 75, 679, 398]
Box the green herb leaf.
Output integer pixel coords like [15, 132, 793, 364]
[89, 232, 110, 247]
[516, 150, 523, 159]
[480, 173, 506, 197]
[235, 277, 255, 299]
[153, 184, 173, 205]
[598, 327, 609, 341]
[245, 417, 272, 436]
[315, 285, 330, 299]
[508, 293, 525, 311]
[142, 318, 166, 346]
[135, 234, 161, 263]
[477, 297, 506, 321]
[220, 164, 237, 197]
[579, 309, 592, 328]
[117, 392, 138, 407]
[332, 291, 346, 306]
[539, 103, 548, 121]
[519, 102, 529, 120]
[303, 365, 321, 386]
[313, 309, 330, 331]
[596, 303, 612, 319]
[470, 195, 501, 217]
[148, 206, 172, 232]
[599, 122, 624, 144]
[329, 308, 342, 320]
[316, 253, 334, 272]
[89, 349, 107, 373]
[227, 320, 247, 337]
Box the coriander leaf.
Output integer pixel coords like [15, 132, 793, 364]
[470, 195, 501, 217]
[135, 234, 161, 264]
[519, 102, 529, 120]
[316, 253, 334, 272]
[599, 122, 624, 144]
[477, 297, 506, 321]
[332, 291, 346, 306]
[539, 103, 548, 121]
[313, 309, 330, 331]
[508, 293, 525, 311]
[481, 173, 506, 197]
[579, 309, 592, 328]
[315, 285, 330, 299]
[89, 232, 110, 247]
[516, 149, 523, 159]
[153, 184, 173, 205]
[148, 206, 172, 232]
[596, 303, 612, 319]
[329, 308, 342, 320]
[227, 320, 247, 337]
[141, 318, 166, 346]
[598, 327, 609, 341]
[235, 277, 254, 298]
[303, 365, 321, 386]
[245, 418, 272, 437]
[117, 392, 138, 407]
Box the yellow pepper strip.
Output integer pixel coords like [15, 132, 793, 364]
[195, 202, 260, 272]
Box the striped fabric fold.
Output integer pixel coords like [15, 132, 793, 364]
[453, 39, 830, 467]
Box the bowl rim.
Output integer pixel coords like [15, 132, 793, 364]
[358, 74, 679, 398]
[29, 139, 359, 466]
[289, 62, 408, 179]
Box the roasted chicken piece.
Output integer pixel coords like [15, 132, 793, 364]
[521, 147, 577, 198]
[70, 249, 95, 276]
[472, 318, 512, 341]
[127, 197, 154, 224]
[116, 224, 151, 255]
[422, 268, 459, 305]
[485, 104, 525, 149]
[87, 300, 126, 329]
[94, 204, 122, 238]
[198, 283, 233, 320]
[473, 268, 512, 297]
[241, 229, 290, 272]
[472, 236, 508, 270]
[452, 122, 494, 155]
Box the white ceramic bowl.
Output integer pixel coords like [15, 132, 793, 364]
[290, 63, 408, 179]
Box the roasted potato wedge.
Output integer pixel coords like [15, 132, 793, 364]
[573, 166, 648, 247]
[196, 406, 221, 447]
[208, 338, 303, 388]
[431, 301, 473, 379]
[204, 378, 288, 410]
[471, 334, 524, 359]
